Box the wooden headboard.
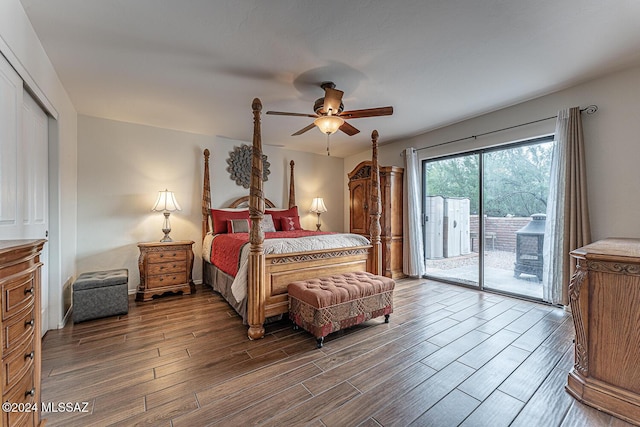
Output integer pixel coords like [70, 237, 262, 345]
[228, 196, 276, 209]
[201, 148, 295, 238]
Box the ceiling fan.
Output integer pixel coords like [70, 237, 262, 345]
[266, 82, 393, 137]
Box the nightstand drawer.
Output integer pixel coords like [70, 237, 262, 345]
[3, 305, 35, 352]
[2, 336, 35, 389]
[147, 273, 187, 289]
[147, 262, 186, 275]
[147, 250, 186, 264]
[2, 271, 36, 321]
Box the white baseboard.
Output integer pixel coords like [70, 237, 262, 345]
[59, 303, 71, 329]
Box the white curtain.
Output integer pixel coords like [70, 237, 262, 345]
[542, 107, 591, 305]
[403, 147, 426, 277]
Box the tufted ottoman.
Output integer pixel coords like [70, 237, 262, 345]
[288, 271, 395, 348]
[73, 269, 129, 323]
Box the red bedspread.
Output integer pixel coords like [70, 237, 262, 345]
[211, 230, 333, 276]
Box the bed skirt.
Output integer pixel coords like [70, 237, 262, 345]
[202, 261, 283, 325]
[203, 261, 248, 323]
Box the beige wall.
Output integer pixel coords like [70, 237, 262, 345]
[6, 0, 640, 325]
[345, 65, 640, 242]
[77, 115, 345, 290]
[0, 0, 78, 329]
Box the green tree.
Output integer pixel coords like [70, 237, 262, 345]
[425, 142, 552, 217]
[425, 155, 480, 213]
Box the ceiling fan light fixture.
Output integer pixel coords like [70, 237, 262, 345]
[314, 115, 344, 135]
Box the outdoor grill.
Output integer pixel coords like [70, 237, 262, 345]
[514, 213, 546, 281]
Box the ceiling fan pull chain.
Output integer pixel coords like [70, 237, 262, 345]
[326, 133, 331, 156]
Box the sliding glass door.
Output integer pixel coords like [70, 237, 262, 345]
[423, 153, 480, 287]
[423, 137, 553, 300]
[482, 141, 553, 298]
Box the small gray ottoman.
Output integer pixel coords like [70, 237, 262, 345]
[73, 269, 129, 323]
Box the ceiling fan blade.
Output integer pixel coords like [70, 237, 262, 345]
[323, 87, 344, 115]
[292, 123, 317, 136]
[266, 111, 318, 118]
[339, 121, 360, 136]
[339, 106, 394, 119]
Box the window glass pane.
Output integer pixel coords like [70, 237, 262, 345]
[424, 154, 479, 287]
[482, 141, 553, 299]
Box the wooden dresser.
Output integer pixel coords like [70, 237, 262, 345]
[0, 239, 46, 427]
[137, 241, 194, 301]
[348, 161, 405, 279]
[566, 238, 640, 425]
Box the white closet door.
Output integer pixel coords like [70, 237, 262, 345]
[22, 89, 49, 334]
[21, 91, 48, 238]
[0, 54, 49, 334]
[0, 54, 24, 237]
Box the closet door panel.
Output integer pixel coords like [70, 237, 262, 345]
[22, 90, 49, 233]
[0, 55, 23, 235]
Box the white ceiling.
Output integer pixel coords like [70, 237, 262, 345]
[20, 0, 640, 157]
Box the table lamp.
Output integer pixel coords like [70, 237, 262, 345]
[151, 189, 181, 242]
[310, 197, 327, 231]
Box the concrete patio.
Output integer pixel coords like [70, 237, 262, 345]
[426, 251, 544, 299]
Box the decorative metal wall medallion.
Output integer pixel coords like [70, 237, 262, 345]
[226, 144, 270, 188]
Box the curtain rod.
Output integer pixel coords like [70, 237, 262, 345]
[409, 104, 598, 153]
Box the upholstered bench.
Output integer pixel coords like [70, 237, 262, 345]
[73, 269, 129, 323]
[288, 271, 395, 348]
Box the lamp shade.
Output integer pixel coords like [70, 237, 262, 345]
[314, 115, 344, 135]
[310, 197, 327, 213]
[151, 189, 181, 212]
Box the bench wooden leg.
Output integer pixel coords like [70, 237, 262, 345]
[385, 314, 390, 323]
[316, 337, 324, 349]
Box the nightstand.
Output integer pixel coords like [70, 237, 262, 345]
[137, 240, 194, 301]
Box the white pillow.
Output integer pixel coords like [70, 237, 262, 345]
[260, 214, 277, 233]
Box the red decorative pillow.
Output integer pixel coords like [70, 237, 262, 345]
[265, 206, 299, 231]
[280, 216, 302, 231]
[211, 209, 249, 233]
[227, 219, 249, 233]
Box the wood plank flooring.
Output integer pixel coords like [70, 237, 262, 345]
[40, 278, 634, 426]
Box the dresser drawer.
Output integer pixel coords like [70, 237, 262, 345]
[147, 262, 186, 276]
[147, 250, 186, 264]
[2, 366, 35, 427]
[2, 336, 35, 390]
[147, 273, 187, 289]
[3, 305, 35, 352]
[2, 272, 35, 321]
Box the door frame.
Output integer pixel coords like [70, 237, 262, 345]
[421, 135, 554, 300]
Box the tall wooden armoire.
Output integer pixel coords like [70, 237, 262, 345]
[348, 161, 405, 278]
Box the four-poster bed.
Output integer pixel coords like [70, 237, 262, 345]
[201, 98, 383, 339]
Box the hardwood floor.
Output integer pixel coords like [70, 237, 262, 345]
[40, 278, 634, 426]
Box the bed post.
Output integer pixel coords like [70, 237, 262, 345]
[202, 148, 212, 287]
[202, 149, 211, 239]
[369, 130, 383, 275]
[247, 98, 266, 340]
[289, 160, 296, 209]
